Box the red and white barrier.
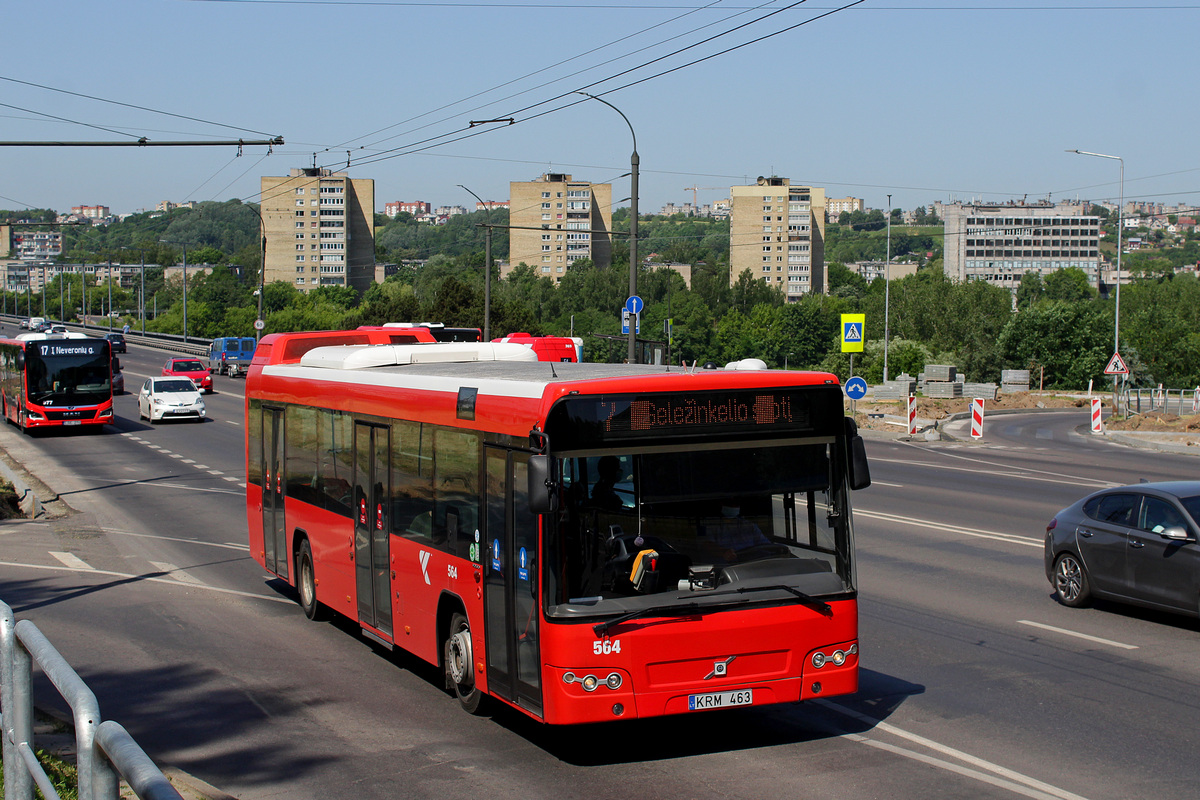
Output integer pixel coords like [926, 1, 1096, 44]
[1193, 386, 1198, 413]
[907, 395, 917, 435]
[970, 398, 985, 440]
[1090, 397, 1103, 434]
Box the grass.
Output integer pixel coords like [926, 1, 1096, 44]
[0, 479, 22, 520]
[0, 747, 80, 799]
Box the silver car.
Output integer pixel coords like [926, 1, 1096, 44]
[138, 377, 206, 423]
[1045, 481, 1200, 616]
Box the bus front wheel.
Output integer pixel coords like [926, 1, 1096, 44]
[297, 539, 325, 621]
[445, 612, 485, 715]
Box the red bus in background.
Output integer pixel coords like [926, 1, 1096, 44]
[0, 334, 115, 431]
[371, 322, 482, 342]
[245, 329, 870, 725]
[492, 332, 583, 362]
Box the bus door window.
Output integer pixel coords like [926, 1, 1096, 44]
[262, 406, 287, 578]
[354, 421, 392, 638]
[483, 448, 543, 714]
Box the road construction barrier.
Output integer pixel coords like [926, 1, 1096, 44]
[971, 398, 985, 440]
[907, 395, 917, 435]
[1091, 398, 1103, 434]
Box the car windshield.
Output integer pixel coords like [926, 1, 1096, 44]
[1179, 495, 1200, 523]
[544, 441, 853, 619]
[173, 361, 204, 372]
[108, 335, 123, 342]
[157, 379, 196, 393]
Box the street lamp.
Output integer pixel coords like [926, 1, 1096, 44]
[457, 184, 492, 341]
[884, 194, 892, 383]
[1067, 149, 1123, 409]
[159, 239, 190, 342]
[578, 91, 639, 363]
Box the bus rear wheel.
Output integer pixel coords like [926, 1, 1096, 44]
[297, 539, 325, 621]
[445, 612, 485, 715]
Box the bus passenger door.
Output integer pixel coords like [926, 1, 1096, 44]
[354, 422, 393, 638]
[262, 406, 288, 578]
[484, 447, 543, 716]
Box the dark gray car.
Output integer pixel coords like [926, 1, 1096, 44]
[1045, 481, 1200, 616]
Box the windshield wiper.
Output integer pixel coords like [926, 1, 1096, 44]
[592, 601, 712, 637]
[702, 584, 832, 616]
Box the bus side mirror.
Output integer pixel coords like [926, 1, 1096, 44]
[845, 417, 872, 490]
[112, 357, 121, 373]
[527, 455, 558, 514]
[15, 352, 24, 370]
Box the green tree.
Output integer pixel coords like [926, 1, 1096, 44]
[1044, 267, 1095, 301]
[997, 301, 1111, 388]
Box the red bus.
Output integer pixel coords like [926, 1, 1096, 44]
[492, 332, 583, 362]
[245, 330, 871, 724]
[0, 334, 115, 431]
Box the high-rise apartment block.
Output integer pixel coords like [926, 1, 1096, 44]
[506, 173, 611, 282]
[941, 201, 1104, 289]
[729, 177, 826, 299]
[261, 168, 375, 293]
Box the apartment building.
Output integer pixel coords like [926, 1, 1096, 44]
[261, 168, 375, 293]
[729, 177, 826, 299]
[10, 230, 63, 261]
[384, 201, 431, 218]
[506, 173, 612, 282]
[941, 201, 1104, 288]
[826, 197, 863, 220]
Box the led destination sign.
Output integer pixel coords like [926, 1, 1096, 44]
[38, 342, 105, 358]
[547, 386, 843, 449]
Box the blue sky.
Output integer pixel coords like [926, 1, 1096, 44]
[3, 1, 1197, 218]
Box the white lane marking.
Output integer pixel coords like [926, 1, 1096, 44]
[70, 475, 243, 496]
[869, 480, 903, 487]
[225, 420, 241, 426]
[874, 450, 1119, 489]
[149, 561, 205, 585]
[169, 453, 183, 459]
[856, 508, 1041, 548]
[0, 560, 292, 604]
[95, 528, 249, 552]
[194, 465, 210, 470]
[223, 476, 241, 482]
[208, 470, 223, 476]
[50, 552, 93, 570]
[1018, 620, 1138, 650]
[818, 700, 1090, 800]
[181, 459, 195, 464]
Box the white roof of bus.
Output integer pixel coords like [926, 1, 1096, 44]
[299, 342, 538, 369]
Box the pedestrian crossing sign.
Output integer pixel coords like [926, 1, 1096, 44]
[841, 314, 865, 353]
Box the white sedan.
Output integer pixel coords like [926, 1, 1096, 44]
[138, 377, 206, 423]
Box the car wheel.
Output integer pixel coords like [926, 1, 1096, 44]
[1054, 552, 1091, 608]
[297, 539, 326, 621]
[445, 612, 486, 715]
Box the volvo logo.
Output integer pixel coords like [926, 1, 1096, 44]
[703, 656, 737, 680]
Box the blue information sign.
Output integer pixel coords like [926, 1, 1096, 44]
[844, 376, 868, 400]
[625, 295, 644, 315]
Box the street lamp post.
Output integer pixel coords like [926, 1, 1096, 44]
[883, 194, 892, 383]
[1067, 149, 1124, 411]
[160, 240, 190, 342]
[458, 185, 492, 341]
[579, 91, 638, 363]
[106, 258, 113, 330]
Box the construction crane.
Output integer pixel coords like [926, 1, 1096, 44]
[683, 186, 723, 207]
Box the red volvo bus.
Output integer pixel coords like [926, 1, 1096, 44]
[0, 334, 115, 431]
[245, 330, 871, 724]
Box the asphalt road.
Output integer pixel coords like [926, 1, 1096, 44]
[2, 336, 1199, 800]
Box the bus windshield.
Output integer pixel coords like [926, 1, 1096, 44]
[547, 440, 853, 617]
[26, 347, 112, 406]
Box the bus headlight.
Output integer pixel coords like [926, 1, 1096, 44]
[812, 643, 857, 669]
[811, 652, 826, 668]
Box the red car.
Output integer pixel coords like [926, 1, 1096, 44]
[162, 357, 213, 393]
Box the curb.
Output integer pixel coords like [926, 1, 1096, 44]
[0, 447, 45, 518]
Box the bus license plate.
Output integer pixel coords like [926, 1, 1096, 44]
[688, 689, 752, 711]
[63, 420, 81, 426]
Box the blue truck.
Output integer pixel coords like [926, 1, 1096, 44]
[207, 337, 257, 377]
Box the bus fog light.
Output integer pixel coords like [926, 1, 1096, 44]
[612, 703, 624, 716]
[831, 650, 846, 666]
[606, 672, 622, 690]
[811, 652, 826, 669]
[563, 672, 576, 684]
[811, 682, 822, 694]
[581, 675, 599, 692]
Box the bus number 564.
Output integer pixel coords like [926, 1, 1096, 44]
[593, 639, 621, 655]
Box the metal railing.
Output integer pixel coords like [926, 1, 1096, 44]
[0, 599, 183, 800]
[1121, 386, 1200, 417]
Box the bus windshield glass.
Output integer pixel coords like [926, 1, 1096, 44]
[547, 440, 852, 617]
[26, 342, 111, 406]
